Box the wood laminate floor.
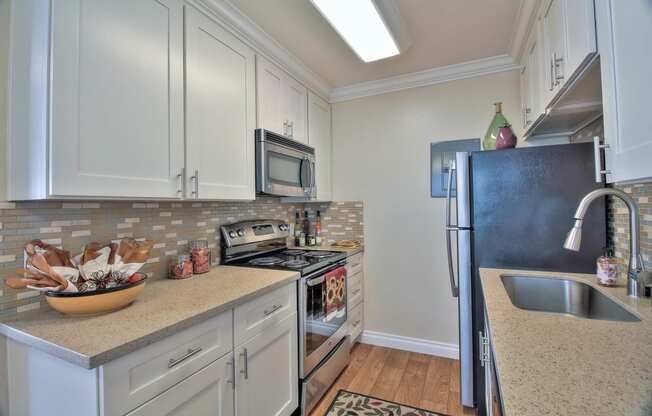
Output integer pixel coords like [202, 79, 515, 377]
[310, 343, 476, 416]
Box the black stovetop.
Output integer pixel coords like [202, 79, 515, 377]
[226, 249, 346, 275]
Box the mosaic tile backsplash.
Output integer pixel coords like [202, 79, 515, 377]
[0, 197, 363, 319]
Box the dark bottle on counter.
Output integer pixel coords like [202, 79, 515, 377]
[294, 212, 302, 246]
[315, 210, 322, 245]
[303, 210, 311, 246]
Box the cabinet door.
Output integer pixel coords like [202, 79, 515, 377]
[236, 313, 298, 416]
[185, 6, 255, 200]
[49, 0, 184, 198]
[256, 57, 285, 135]
[542, 0, 566, 101]
[308, 92, 332, 200]
[563, 0, 597, 79]
[525, 20, 545, 126]
[282, 75, 308, 144]
[596, 0, 652, 183]
[126, 353, 234, 416]
[519, 65, 530, 132]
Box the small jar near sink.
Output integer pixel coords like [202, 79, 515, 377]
[596, 250, 618, 287]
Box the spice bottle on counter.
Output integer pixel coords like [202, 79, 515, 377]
[596, 248, 618, 286]
[169, 254, 193, 279]
[190, 239, 211, 274]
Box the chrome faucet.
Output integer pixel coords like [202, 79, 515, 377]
[563, 188, 648, 298]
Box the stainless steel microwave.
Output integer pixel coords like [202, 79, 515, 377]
[255, 129, 316, 198]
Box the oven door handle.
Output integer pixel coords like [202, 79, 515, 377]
[303, 260, 347, 281]
[306, 276, 325, 287]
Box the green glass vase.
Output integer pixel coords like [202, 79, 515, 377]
[483, 102, 509, 151]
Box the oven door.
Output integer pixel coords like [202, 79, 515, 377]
[299, 263, 348, 377]
[257, 139, 315, 197]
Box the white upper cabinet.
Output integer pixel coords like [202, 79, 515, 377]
[520, 18, 545, 131]
[184, 6, 256, 200]
[542, 0, 566, 102]
[563, 0, 597, 80]
[308, 92, 332, 201]
[523, 0, 599, 139]
[256, 57, 308, 143]
[596, 0, 652, 183]
[9, 0, 185, 199]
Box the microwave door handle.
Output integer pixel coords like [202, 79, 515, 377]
[309, 160, 315, 197]
[298, 158, 305, 187]
[445, 161, 459, 298]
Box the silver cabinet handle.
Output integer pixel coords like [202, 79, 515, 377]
[240, 348, 248, 379]
[445, 160, 459, 298]
[593, 136, 611, 183]
[553, 52, 564, 85]
[227, 355, 235, 389]
[283, 120, 288, 136]
[264, 304, 282, 316]
[352, 288, 361, 296]
[176, 167, 185, 198]
[190, 169, 199, 199]
[168, 347, 202, 368]
[549, 57, 555, 91]
[288, 121, 294, 138]
[525, 107, 531, 126]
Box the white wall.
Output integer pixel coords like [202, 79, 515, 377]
[332, 70, 521, 347]
[1, 1, 10, 413]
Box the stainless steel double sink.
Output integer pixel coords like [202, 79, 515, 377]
[501, 275, 640, 322]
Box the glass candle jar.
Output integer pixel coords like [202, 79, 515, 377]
[169, 254, 193, 279]
[190, 240, 211, 274]
[596, 254, 618, 286]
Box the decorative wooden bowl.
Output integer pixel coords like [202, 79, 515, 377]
[45, 275, 147, 316]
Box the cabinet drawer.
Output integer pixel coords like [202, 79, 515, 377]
[126, 352, 234, 416]
[346, 253, 363, 275]
[347, 271, 363, 310]
[348, 303, 363, 342]
[101, 311, 233, 416]
[234, 281, 297, 346]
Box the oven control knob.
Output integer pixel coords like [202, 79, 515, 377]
[237, 229, 245, 237]
[228, 231, 237, 238]
[279, 224, 287, 231]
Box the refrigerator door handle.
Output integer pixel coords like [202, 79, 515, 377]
[445, 160, 459, 298]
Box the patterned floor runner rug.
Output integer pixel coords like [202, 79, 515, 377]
[326, 390, 447, 416]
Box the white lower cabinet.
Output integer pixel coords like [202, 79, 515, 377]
[345, 253, 364, 343]
[6, 282, 298, 416]
[126, 353, 234, 416]
[235, 313, 299, 416]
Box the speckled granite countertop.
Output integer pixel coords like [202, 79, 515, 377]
[480, 268, 652, 416]
[0, 266, 299, 369]
[289, 244, 364, 256]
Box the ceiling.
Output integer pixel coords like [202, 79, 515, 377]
[229, 0, 523, 88]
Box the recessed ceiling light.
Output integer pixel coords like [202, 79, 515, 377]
[310, 0, 401, 63]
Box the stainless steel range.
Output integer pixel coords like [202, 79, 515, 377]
[220, 220, 351, 415]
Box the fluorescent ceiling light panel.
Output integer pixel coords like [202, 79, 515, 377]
[310, 0, 400, 63]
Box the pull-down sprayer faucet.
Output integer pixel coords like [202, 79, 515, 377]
[563, 188, 648, 298]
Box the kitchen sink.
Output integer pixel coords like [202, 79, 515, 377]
[500, 275, 641, 322]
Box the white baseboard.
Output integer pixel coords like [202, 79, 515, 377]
[360, 330, 459, 360]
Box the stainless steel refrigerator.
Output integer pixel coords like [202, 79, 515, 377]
[444, 143, 607, 414]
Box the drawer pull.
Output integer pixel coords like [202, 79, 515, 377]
[352, 289, 361, 296]
[264, 304, 282, 316]
[168, 347, 202, 368]
[354, 320, 361, 327]
[240, 348, 249, 379]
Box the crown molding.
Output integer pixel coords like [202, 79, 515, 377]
[190, 0, 332, 100]
[330, 54, 521, 103]
[509, 0, 541, 63]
